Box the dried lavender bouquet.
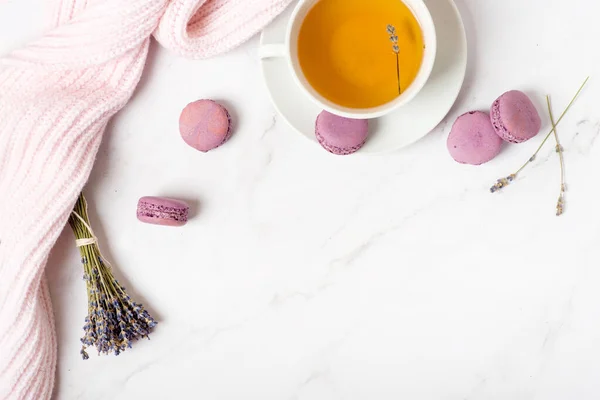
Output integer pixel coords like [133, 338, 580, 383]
[69, 193, 157, 359]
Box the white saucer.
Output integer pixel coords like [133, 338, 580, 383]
[259, 0, 468, 154]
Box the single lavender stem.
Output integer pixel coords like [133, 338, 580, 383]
[396, 55, 401, 95]
[547, 95, 566, 216]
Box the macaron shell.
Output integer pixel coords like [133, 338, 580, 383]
[315, 111, 369, 155]
[137, 196, 189, 227]
[447, 111, 503, 165]
[490, 90, 542, 143]
[179, 100, 232, 152]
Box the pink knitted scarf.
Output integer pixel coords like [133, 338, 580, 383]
[0, 0, 291, 398]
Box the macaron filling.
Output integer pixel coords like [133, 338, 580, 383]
[490, 99, 519, 143]
[137, 199, 189, 223]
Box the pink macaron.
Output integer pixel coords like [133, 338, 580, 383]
[137, 197, 189, 227]
[490, 90, 541, 143]
[447, 111, 503, 165]
[179, 99, 232, 152]
[315, 111, 369, 155]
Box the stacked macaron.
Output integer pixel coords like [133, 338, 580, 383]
[447, 90, 541, 165]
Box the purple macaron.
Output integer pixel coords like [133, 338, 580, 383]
[490, 90, 541, 143]
[447, 111, 503, 165]
[179, 99, 232, 152]
[315, 111, 369, 155]
[137, 197, 189, 227]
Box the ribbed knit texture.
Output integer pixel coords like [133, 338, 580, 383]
[0, 0, 292, 398]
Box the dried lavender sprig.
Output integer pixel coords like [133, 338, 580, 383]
[489, 77, 589, 194]
[547, 95, 566, 216]
[489, 174, 516, 193]
[387, 24, 401, 95]
[69, 193, 157, 360]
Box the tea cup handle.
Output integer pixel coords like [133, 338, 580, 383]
[259, 44, 286, 59]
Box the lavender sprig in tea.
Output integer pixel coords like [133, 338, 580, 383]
[387, 24, 401, 95]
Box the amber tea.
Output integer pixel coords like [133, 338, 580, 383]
[297, 0, 425, 109]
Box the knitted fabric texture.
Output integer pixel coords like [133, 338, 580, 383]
[0, 0, 291, 398]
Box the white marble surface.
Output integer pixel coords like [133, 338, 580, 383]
[3, 0, 600, 399]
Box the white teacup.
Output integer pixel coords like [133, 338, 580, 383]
[259, 0, 437, 119]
